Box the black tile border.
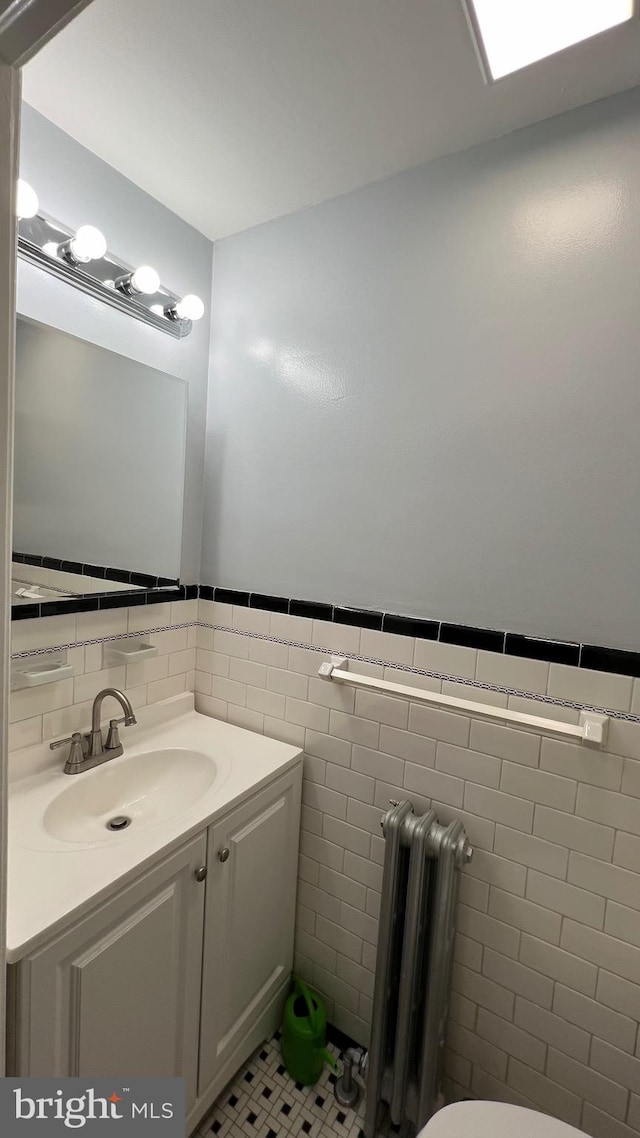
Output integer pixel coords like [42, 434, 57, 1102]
[12, 551, 179, 590]
[440, 623, 506, 653]
[505, 633, 580, 667]
[383, 613, 439, 639]
[12, 603, 40, 621]
[214, 588, 250, 607]
[98, 590, 148, 610]
[198, 584, 640, 679]
[250, 593, 289, 613]
[39, 597, 100, 617]
[11, 549, 182, 619]
[11, 565, 640, 681]
[581, 644, 640, 680]
[12, 584, 190, 619]
[146, 588, 183, 605]
[334, 606, 383, 630]
[290, 599, 334, 621]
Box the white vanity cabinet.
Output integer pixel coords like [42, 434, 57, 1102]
[8, 763, 302, 1126]
[8, 832, 207, 1105]
[198, 770, 302, 1100]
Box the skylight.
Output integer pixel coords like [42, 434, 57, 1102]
[468, 0, 635, 80]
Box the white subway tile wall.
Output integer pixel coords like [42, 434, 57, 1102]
[195, 602, 640, 1137]
[11, 598, 640, 1137]
[9, 601, 197, 749]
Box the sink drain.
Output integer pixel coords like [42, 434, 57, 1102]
[106, 815, 132, 832]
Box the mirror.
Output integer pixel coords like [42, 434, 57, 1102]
[12, 318, 187, 604]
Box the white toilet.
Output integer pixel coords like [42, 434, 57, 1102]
[419, 1101, 588, 1137]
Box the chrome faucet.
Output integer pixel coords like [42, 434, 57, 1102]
[88, 687, 136, 756]
[50, 688, 137, 774]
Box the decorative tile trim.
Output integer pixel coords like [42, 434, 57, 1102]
[12, 572, 640, 716]
[199, 585, 640, 678]
[201, 621, 640, 725]
[11, 605, 640, 726]
[15, 567, 640, 688]
[11, 621, 195, 660]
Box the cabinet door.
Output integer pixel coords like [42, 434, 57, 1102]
[13, 832, 207, 1110]
[199, 767, 302, 1095]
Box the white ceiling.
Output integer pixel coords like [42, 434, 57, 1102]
[22, 0, 640, 240]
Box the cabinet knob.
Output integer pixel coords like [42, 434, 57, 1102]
[195, 866, 208, 882]
[218, 847, 230, 863]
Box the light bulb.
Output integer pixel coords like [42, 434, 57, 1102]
[42, 242, 59, 258]
[130, 265, 160, 294]
[175, 294, 205, 321]
[150, 304, 165, 317]
[16, 179, 39, 219]
[69, 225, 107, 263]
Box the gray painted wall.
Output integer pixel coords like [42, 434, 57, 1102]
[202, 89, 640, 651]
[14, 319, 186, 577]
[17, 104, 213, 582]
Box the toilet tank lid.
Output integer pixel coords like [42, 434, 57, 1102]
[419, 1102, 587, 1138]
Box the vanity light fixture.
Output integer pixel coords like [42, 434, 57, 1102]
[465, 0, 635, 81]
[60, 224, 108, 265]
[115, 265, 161, 296]
[166, 294, 205, 322]
[16, 180, 39, 220]
[16, 182, 205, 339]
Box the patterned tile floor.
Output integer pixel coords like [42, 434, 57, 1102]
[195, 1033, 374, 1138]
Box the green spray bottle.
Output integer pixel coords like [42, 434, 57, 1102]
[281, 975, 337, 1085]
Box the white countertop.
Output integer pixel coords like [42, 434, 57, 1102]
[7, 694, 302, 962]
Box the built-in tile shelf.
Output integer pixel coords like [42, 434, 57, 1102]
[11, 650, 74, 690]
[103, 638, 159, 666]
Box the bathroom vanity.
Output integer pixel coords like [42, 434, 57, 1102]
[5, 695, 302, 1133]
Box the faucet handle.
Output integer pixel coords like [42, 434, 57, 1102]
[105, 716, 131, 749]
[50, 734, 73, 751]
[50, 732, 86, 769]
[50, 731, 83, 752]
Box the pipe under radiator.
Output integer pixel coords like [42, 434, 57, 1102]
[364, 802, 472, 1138]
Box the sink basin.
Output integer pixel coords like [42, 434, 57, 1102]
[42, 748, 219, 845]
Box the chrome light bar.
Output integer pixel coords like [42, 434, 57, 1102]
[18, 211, 198, 340]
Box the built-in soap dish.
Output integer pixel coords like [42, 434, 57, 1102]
[11, 650, 74, 690]
[103, 638, 159, 666]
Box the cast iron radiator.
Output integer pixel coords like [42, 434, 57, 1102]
[364, 801, 473, 1138]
